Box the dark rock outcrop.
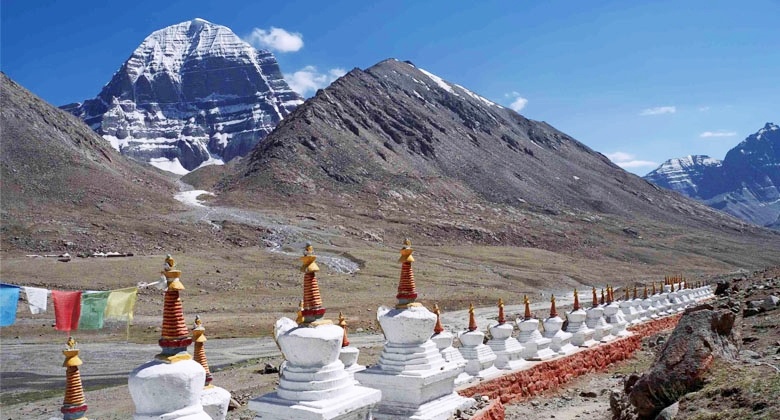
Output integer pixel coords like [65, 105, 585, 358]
[628, 303, 741, 419]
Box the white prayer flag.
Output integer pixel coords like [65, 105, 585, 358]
[23, 286, 48, 314]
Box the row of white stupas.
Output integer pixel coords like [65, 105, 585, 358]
[54, 246, 712, 420]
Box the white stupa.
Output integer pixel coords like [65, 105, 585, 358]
[250, 244, 380, 420]
[542, 295, 577, 356]
[458, 303, 501, 379]
[585, 288, 615, 343]
[515, 296, 557, 361]
[486, 298, 528, 370]
[354, 239, 473, 419]
[430, 304, 472, 386]
[128, 255, 211, 420]
[337, 312, 366, 380]
[602, 287, 630, 338]
[564, 289, 598, 348]
[192, 316, 231, 420]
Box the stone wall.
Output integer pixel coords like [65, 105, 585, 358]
[459, 314, 683, 406]
[471, 399, 505, 420]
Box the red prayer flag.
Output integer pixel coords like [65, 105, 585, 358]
[52, 290, 82, 332]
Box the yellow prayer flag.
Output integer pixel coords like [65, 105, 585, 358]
[104, 287, 138, 321]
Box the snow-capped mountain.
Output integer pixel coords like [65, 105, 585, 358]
[62, 18, 303, 174]
[644, 155, 723, 197]
[645, 122, 780, 229]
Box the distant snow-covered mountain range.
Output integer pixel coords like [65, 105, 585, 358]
[645, 123, 780, 229]
[62, 18, 302, 174]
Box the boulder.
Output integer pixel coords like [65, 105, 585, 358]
[628, 303, 740, 419]
[714, 281, 730, 296]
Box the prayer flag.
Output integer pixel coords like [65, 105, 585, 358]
[23, 286, 48, 314]
[52, 290, 82, 331]
[104, 287, 138, 321]
[0, 284, 21, 327]
[78, 291, 110, 330]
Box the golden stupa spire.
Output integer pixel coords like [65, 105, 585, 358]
[633, 285, 638, 300]
[549, 294, 558, 318]
[643, 285, 648, 299]
[467, 303, 477, 331]
[433, 304, 444, 334]
[338, 312, 350, 348]
[61, 337, 88, 420]
[192, 315, 213, 387]
[523, 295, 532, 320]
[497, 298, 506, 325]
[396, 238, 419, 309]
[300, 243, 329, 326]
[624, 287, 630, 301]
[157, 254, 192, 362]
[592, 287, 598, 308]
[572, 289, 580, 311]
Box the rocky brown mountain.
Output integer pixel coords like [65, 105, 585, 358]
[213, 59, 779, 265]
[0, 72, 184, 252]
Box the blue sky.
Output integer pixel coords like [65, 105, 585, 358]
[2, 0, 778, 175]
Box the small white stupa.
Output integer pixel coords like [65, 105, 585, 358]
[250, 244, 380, 420]
[564, 289, 598, 348]
[640, 286, 658, 319]
[627, 286, 645, 324]
[515, 296, 557, 361]
[585, 288, 615, 343]
[458, 303, 501, 379]
[337, 312, 366, 380]
[486, 298, 527, 370]
[619, 287, 638, 324]
[354, 239, 473, 419]
[603, 287, 630, 338]
[542, 294, 577, 356]
[128, 255, 211, 420]
[192, 316, 231, 420]
[430, 304, 472, 386]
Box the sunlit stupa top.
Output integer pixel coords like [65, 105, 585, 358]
[61, 337, 88, 420]
[396, 238, 419, 308]
[300, 243, 330, 326]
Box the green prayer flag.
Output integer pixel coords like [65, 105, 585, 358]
[78, 291, 110, 330]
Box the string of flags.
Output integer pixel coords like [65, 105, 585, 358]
[0, 283, 137, 331]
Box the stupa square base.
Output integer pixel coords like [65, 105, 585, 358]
[249, 385, 380, 420]
[202, 385, 231, 420]
[356, 363, 460, 406]
[370, 392, 474, 420]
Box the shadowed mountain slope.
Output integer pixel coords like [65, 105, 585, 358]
[0, 72, 184, 252]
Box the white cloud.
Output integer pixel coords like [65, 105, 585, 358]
[285, 66, 347, 97]
[509, 97, 528, 112]
[244, 27, 303, 52]
[606, 152, 658, 169]
[505, 92, 528, 112]
[698, 106, 711, 112]
[700, 130, 737, 138]
[639, 106, 676, 116]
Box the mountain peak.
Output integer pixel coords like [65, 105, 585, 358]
[645, 122, 780, 228]
[62, 20, 302, 173]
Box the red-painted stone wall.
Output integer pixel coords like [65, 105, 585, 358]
[471, 399, 505, 420]
[459, 314, 683, 408]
